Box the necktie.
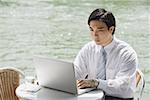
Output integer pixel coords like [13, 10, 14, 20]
[97, 47, 107, 80]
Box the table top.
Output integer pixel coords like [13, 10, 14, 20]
[16, 83, 104, 100]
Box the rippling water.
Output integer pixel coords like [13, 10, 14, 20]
[0, 0, 149, 99]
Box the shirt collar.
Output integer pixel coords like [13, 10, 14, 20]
[104, 36, 117, 54]
[93, 36, 117, 54]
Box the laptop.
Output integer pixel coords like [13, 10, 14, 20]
[33, 56, 95, 95]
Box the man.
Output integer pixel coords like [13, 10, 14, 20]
[74, 8, 137, 100]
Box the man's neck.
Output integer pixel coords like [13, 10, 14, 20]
[102, 37, 113, 47]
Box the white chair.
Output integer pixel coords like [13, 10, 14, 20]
[135, 68, 145, 100]
[0, 67, 24, 100]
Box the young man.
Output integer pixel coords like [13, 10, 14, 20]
[74, 8, 137, 99]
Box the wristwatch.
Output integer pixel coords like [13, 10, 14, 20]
[91, 79, 99, 88]
[95, 79, 99, 88]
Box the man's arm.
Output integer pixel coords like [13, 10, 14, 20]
[77, 51, 137, 98]
[74, 45, 88, 79]
[97, 51, 137, 98]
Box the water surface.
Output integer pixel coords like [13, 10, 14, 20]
[0, 0, 149, 99]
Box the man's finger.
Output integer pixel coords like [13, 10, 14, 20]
[77, 80, 83, 84]
[78, 80, 91, 88]
[77, 80, 86, 87]
[78, 83, 87, 89]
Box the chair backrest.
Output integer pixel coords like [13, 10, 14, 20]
[136, 68, 145, 100]
[0, 67, 24, 100]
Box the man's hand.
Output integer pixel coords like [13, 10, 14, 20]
[77, 79, 99, 89]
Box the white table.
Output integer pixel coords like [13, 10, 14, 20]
[16, 83, 104, 100]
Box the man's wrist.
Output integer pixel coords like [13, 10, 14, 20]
[91, 79, 99, 88]
[94, 79, 99, 88]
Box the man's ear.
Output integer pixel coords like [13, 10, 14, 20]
[109, 26, 115, 34]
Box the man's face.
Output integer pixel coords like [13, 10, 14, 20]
[89, 20, 114, 46]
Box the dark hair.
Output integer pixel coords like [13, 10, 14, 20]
[88, 8, 116, 35]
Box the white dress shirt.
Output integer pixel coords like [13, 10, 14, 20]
[74, 36, 138, 98]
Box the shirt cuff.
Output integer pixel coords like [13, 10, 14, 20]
[97, 79, 107, 90]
